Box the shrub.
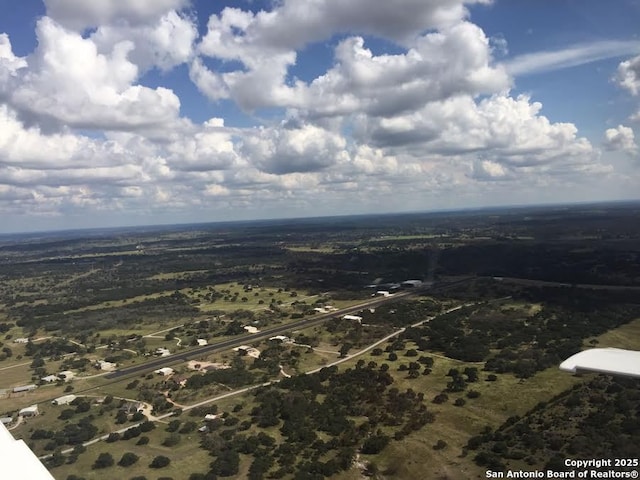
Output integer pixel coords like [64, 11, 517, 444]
[117, 452, 139, 467]
[150, 455, 171, 469]
[92, 452, 114, 469]
[467, 390, 481, 399]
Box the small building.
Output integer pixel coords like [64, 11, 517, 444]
[197, 339, 208, 346]
[243, 326, 259, 334]
[233, 346, 261, 358]
[198, 425, 209, 433]
[13, 338, 29, 344]
[204, 414, 220, 421]
[40, 375, 60, 383]
[19, 405, 39, 417]
[97, 360, 117, 371]
[269, 335, 289, 342]
[172, 375, 188, 388]
[375, 290, 391, 297]
[59, 371, 75, 381]
[13, 384, 37, 393]
[401, 280, 423, 288]
[52, 394, 77, 406]
[120, 402, 144, 414]
[342, 314, 363, 323]
[154, 367, 174, 376]
[0, 417, 13, 425]
[155, 347, 171, 357]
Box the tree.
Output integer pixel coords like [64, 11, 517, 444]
[166, 419, 181, 432]
[118, 452, 139, 467]
[467, 390, 481, 399]
[162, 434, 180, 447]
[139, 420, 155, 432]
[150, 455, 171, 468]
[92, 452, 114, 469]
[339, 343, 352, 358]
[433, 439, 448, 450]
[211, 449, 240, 476]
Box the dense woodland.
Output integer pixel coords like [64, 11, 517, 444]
[468, 376, 640, 472]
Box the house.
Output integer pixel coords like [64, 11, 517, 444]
[13, 384, 37, 393]
[154, 367, 174, 376]
[52, 394, 76, 406]
[197, 339, 208, 346]
[342, 314, 363, 323]
[243, 326, 259, 334]
[119, 402, 144, 414]
[198, 425, 209, 433]
[233, 345, 261, 358]
[0, 417, 13, 425]
[59, 370, 75, 381]
[375, 290, 391, 297]
[204, 414, 220, 421]
[19, 405, 39, 417]
[97, 360, 117, 371]
[269, 335, 289, 342]
[13, 338, 29, 344]
[172, 375, 188, 388]
[40, 375, 60, 383]
[155, 347, 171, 357]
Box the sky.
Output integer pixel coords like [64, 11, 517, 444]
[0, 0, 639, 233]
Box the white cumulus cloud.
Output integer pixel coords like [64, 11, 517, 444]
[604, 125, 638, 155]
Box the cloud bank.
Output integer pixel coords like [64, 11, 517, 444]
[0, 0, 632, 231]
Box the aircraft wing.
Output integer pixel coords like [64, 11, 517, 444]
[0, 422, 55, 480]
[560, 348, 640, 378]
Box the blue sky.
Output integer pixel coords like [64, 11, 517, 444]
[0, 0, 638, 233]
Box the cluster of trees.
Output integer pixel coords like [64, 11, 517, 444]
[401, 290, 640, 378]
[194, 362, 434, 478]
[467, 376, 640, 471]
[31, 418, 98, 448]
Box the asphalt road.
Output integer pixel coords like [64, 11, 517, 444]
[105, 288, 421, 379]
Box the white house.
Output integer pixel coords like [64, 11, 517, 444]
[59, 370, 75, 381]
[154, 367, 174, 376]
[342, 314, 363, 323]
[155, 347, 171, 357]
[19, 405, 39, 417]
[243, 326, 259, 334]
[98, 360, 117, 371]
[52, 394, 77, 406]
[197, 339, 208, 346]
[269, 335, 289, 342]
[40, 375, 60, 383]
[13, 338, 29, 344]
